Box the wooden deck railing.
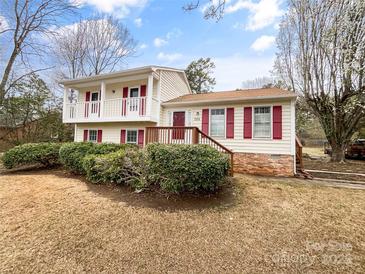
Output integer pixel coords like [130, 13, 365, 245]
[296, 136, 303, 170]
[145, 127, 234, 176]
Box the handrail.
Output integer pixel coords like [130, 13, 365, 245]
[295, 136, 303, 170]
[196, 127, 233, 155]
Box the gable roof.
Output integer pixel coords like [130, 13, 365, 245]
[162, 88, 296, 106]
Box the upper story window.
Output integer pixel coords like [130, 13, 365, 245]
[88, 130, 97, 142]
[253, 106, 271, 138]
[210, 109, 225, 137]
[129, 87, 139, 98]
[91, 92, 99, 101]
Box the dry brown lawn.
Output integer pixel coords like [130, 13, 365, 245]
[0, 169, 364, 273]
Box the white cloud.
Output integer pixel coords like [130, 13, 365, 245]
[0, 15, 9, 33]
[74, 0, 148, 18]
[139, 43, 148, 49]
[250, 35, 276, 52]
[213, 54, 275, 90]
[134, 18, 142, 27]
[153, 28, 182, 48]
[226, 0, 284, 31]
[154, 38, 167, 47]
[157, 52, 183, 63]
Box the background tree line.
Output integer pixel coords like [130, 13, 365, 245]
[186, 0, 365, 162]
[0, 0, 137, 150]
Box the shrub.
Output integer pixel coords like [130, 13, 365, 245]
[146, 143, 230, 193]
[59, 142, 133, 174]
[82, 148, 147, 188]
[2, 143, 62, 169]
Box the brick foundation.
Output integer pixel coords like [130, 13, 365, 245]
[233, 152, 294, 177]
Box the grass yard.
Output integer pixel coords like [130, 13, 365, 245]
[0, 169, 364, 273]
[302, 146, 365, 182]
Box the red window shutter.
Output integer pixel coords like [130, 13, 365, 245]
[97, 130, 102, 143]
[122, 87, 128, 98]
[85, 92, 91, 118]
[244, 107, 252, 139]
[139, 85, 147, 116]
[83, 130, 88, 142]
[122, 87, 128, 116]
[202, 109, 209, 135]
[226, 108, 234, 139]
[120, 129, 126, 144]
[273, 106, 282, 139]
[138, 129, 144, 147]
[140, 85, 147, 97]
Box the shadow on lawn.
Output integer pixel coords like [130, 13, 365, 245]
[87, 182, 239, 212]
[1, 167, 241, 212]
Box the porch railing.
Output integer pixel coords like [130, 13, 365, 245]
[296, 136, 303, 170]
[145, 126, 234, 176]
[65, 97, 147, 120]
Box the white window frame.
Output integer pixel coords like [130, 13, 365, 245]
[252, 105, 272, 139]
[88, 129, 98, 143]
[90, 91, 99, 102]
[209, 108, 226, 138]
[128, 86, 140, 98]
[126, 129, 138, 144]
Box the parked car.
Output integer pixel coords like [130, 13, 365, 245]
[324, 139, 365, 159]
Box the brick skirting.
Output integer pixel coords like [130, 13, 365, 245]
[233, 152, 294, 177]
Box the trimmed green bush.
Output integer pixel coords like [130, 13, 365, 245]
[59, 142, 134, 174]
[2, 143, 62, 169]
[82, 148, 146, 188]
[146, 143, 230, 193]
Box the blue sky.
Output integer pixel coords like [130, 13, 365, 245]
[1, 0, 285, 90]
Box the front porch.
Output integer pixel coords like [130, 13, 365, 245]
[62, 72, 159, 123]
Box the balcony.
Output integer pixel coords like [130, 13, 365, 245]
[64, 97, 159, 123]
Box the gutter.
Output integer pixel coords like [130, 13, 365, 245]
[162, 94, 297, 107]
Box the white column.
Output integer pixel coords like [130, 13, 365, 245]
[100, 81, 106, 118]
[146, 74, 153, 117]
[63, 86, 69, 122]
[156, 71, 162, 125]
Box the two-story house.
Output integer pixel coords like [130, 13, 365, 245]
[60, 66, 298, 177]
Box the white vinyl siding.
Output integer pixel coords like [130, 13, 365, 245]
[74, 122, 155, 143]
[161, 99, 295, 155]
[159, 70, 190, 102]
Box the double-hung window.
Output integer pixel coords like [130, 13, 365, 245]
[126, 130, 138, 144]
[88, 130, 97, 142]
[210, 109, 225, 137]
[253, 106, 271, 138]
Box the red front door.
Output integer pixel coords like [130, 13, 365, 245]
[172, 111, 185, 140]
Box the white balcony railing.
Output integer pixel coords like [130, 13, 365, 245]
[64, 97, 148, 121]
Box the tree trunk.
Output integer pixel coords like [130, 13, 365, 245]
[331, 145, 346, 162]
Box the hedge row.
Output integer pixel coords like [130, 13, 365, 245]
[59, 142, 136, 174]
[146, 144, 229, 193]
[2, 143, 62, 169]
[2, 142, 230, 194]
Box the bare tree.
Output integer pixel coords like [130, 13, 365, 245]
[54, 15, 137, 78]
[241, 77, 275, 89]
[0, 0, 76, 105]
[183, 0, 227, 20]
[275, 0, 365, 162]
